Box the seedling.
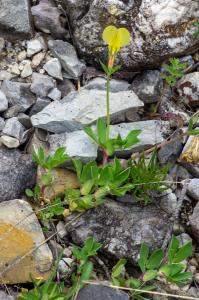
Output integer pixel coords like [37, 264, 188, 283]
[161, 57, 187, 87]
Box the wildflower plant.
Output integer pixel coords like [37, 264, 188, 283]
[84, 25, 141, 163]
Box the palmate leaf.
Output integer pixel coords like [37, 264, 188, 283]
[138, 243, 149, 273]
[172, 242, 192, 263]
[168, 235, 180, 263]
[146, 249, 164, 270]
[112, 259, 127, 278]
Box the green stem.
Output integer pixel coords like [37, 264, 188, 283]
[106, 73, 110, 140]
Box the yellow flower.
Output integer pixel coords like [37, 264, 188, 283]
[102, 25, 131, 68]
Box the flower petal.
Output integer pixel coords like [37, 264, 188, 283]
[117, 28, 131, 47]
[102, 25, 117, 45]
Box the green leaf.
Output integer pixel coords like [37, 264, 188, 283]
[138, 243, 149, 273]
[97, 118, 107, 145]
[112, 259, 127, 278]
[168, 235, 180, 264]
[25, 189, 34, 197]
[143, 270, 158, 282]
[99, 60, 109, 74]
[41, 173, 53, 186]
[84, 126, 98, 143]
[126, 278, 141, 288]
[81, 179, 95, 195]
[171, 272, 192, 283]
[172, 242, 192, 263]
[124, 130, 141, 148]
[73, 159, 82, 181]
[146, 249, 164, 270]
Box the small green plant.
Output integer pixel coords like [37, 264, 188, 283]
[193, 21, 199, 38]
[129, 150, 168, 204]
[161, 57, 187, 87]
[65, 158, 132, 212]
[38, 197, 65, 222]
[111, 235, 192, 300]
[65, 237, 102, 299]
[18, 253, 65, 300]
[84, 118, 141, 164]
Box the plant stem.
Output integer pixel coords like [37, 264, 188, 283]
[106, 73, 110, 140]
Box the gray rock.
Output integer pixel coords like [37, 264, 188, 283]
[1, 80, 35, 112]
[48, 88, 61, 101]
[27, 36, 45, 57]
[0, 291, 15, 300]
[3, 106, 22, 119]
[187, 179, 199, 201]
[56, 221, 67, 239]
[20, 61, 32, 78]
[0, 147, 36, 201]
[177, 72, 199, 107]
[31, 0, 68, 39]
[31, 89, 144, 133]
[29, 98, 51, 116]
[189, 202, 199, 242]
[48, 120, 167, 162]
[0, 136, 20, 148]
[48, 39, 86, 78]
[0, 37, 5, 51]
[131, 70, 163, 103]
[57, 79, 76, 98]
[67, 199, 173, 262]
[0, 71, 15, 81]
[76, 285, 130, 300]
[0, 90, 8, 112]
[158, 138, 183, 165]
[83, 77, 130, 92]
[0, 0, 32, 39]
[62, 0, 199, 70]
[17, 113, 32, 128]
[0, 117, 5, 131]
[0, 199, 53, 283]
[30, 73, 54, 97]
[2, 117, 26, 142]
[183, 163, 199, 178]
[48, 130, 98, 163]
[43, 58, 63, 80]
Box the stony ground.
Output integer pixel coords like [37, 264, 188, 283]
[0, 0, 199, 299]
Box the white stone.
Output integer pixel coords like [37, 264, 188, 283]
[21, 61, 32, 78]
[0, 135, 20, 148]
[27, 36, 45, 57]
[0, 90, 8, 112]
[31, 89, 144, 133]
[43, 58, 63, 80]
[48, 88, 62, 101]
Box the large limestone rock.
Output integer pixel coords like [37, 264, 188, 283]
[66, 196, 176, 262]
[0, 199, 53, 284]
[62, 0, 199, 70]
[0, 0, 33, 39]
[0, 147, 36, 202]
[31, 89, 144, 133]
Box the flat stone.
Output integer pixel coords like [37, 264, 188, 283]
[48, 130, 98, 163]
[177, 72, 199, 107]
[43, 58, 63, 80]
[0, 71, 15, 81]
[17, 113, 32, 129]
[30, 73, 54, 97]
[2, 117, 26, 142]
[27, 36, 45, 57]
[0, 136, 20, 148]
[76, 285, 130, 300]
[0, 199, 53, 284]
[48, 120, 167, 161]
[31, 52, 46, 68]
[48, 88, 61, 101]
[0, 90, 8, 112]
[0, 147, 36, 201]
[0, 0, 32, 39]
[187, 179, 199, 201]
[158, 137, 183, 165]
[131, 70, 163, 103]
[83, 77, 130, 92]
[67, 199, 174, 262]
[1, 80, 35, 112]
[31, 89, 144, 133]
[0, 117, 5, 131]
[48, 39, 86, 78]
[189, 202, 199, 243]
